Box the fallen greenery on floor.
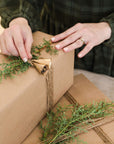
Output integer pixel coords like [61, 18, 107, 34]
[40, 101, 114, 144]
[0, 39, 58, 81]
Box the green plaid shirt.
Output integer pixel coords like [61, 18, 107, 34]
[0, 0, 114, 76]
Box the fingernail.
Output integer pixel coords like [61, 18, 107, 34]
[23, 57, 28, 62]
[56, 44, 60, 49]
[64, 48, 68, 52]
[51, 37, 55, 42]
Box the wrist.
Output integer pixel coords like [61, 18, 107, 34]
[100, 22, 112, 40]
[9, 17, 28, 27]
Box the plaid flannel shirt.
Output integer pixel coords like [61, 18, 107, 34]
[0, 0, 114, 76]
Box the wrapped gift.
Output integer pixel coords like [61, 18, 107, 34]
[22, 74, 113, 144]
[0, 31, 74, 144]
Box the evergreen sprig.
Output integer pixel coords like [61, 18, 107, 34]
[0, 39, 58, 81]
[40, 101, 114, 144]
[0, 57, 31, 81]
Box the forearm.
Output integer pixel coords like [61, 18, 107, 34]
[0, 0, 42, 32]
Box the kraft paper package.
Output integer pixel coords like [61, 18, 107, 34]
[0, 31, 74, 144]
[22, 74, 113, 144]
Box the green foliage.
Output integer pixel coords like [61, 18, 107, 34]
[40, 101, 114, 144]
[0, 39, 58, 81]
[43, 39, 58, 55]
[0, 57, 31, 81]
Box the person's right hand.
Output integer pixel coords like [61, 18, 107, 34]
[0, 17, 33, 62]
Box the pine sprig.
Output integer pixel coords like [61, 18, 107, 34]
[40, 101, 114, 144]
[0, 39, 58, 81]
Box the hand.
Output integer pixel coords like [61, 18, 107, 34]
[51, 22, 111, 58]
[0, 17, 33, 62]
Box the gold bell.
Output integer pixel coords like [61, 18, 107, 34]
[32, 62, 49, 74]
[32, 59, 51, 69]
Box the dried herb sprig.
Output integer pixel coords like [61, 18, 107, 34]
[40, 101, 114, 144]
[0, 39, 58, 81]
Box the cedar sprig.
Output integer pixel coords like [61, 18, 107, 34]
[40, 101, 114, 144]
[0, 39, 58, 81]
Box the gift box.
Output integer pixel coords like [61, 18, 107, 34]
[22, 74, 114, 144]
[0, 31, 74, 144]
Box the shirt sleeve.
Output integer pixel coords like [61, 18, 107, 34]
[100, 13, 114, 47]
[0, 0, 44, 32]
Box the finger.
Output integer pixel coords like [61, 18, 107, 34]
[78, 43, 93, 58]
[55, 31, 82, 49]
[51, 23, 82, 42]
[24, 34, 33, 59]
[0, 36, 11, 56]
[63, 39, 84, 52]
[12, 29, 28, 62]
[4, 29, 19, 56]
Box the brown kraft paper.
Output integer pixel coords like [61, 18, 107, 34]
[0, 31, 74, 144]
[22, 74, 114, 144]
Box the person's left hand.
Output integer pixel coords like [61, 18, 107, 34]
[51, 22, 111, 58]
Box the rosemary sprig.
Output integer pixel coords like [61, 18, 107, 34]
[0, 39, 58, 81]
[40, 101, 114, 144]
